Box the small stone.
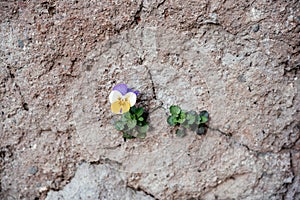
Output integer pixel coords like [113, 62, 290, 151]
[18, 39, 24, 48]
[28, 166, 38, 175]
[39, 186, 48, 193]
[283, 176, 293, 183]
[225, 124, 231, 130]
[23, 103, 29, 111]
[237, 74, 246, 82]
[287, 15, 294, 22]
[253, 24, 260, 32]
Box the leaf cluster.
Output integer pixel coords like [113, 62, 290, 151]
[114, 106, 149, 140]
[167, 105, 209, 137]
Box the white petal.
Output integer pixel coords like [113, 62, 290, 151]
[125, 92, 136, 106]
[109, 90, 122, 103]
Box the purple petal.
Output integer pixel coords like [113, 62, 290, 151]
[112, 84, 128, 95]
[127, 88, 139, 96]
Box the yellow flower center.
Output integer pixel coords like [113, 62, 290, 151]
[109, 90, 136, 114]
[111, 97, 131, 114]
[117, 97, 128, 105]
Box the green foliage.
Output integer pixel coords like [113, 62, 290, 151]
[114, 121, 126, 131]
[167, 116, 177, 126]
[199, 110, 209, 123]
[167, 105, 209, 136]
[123, 132, 136, 139]
[176, 129, 185, 137]
[170, 105, 181, 115]
[114, 106, 149, 140]
[167, 106, 186, 126]
[186, 111, 197, 125]
[196, 126, 207, 135]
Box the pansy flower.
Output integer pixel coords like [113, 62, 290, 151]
[109, 84, 139, 114]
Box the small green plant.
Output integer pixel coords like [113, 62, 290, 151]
[114, 106, 149, 140]
[109, 83, 150, 140]
[167, 105, 209, 137]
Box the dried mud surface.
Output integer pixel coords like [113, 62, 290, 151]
[0, 0, 299, 199]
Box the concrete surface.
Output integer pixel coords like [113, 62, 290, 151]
[0, 0, 299, 199]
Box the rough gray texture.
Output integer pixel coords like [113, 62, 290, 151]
[0, 0, 299, 200]
[46, 163, 154, 200]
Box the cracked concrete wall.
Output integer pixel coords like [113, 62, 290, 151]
[0, 0, 299, 199]
[45, 163, 154, 200]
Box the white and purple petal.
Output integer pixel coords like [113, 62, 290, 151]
[124, 92, 137, 106]
[112, 84, 128, 95]
[109, 90, 122, 103]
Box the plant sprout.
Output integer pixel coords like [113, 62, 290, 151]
[167, 105, 209, 137]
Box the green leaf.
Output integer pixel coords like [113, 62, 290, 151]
[189, 124, 198, 131]
[167, 116, 177, 126]
[138, 117, 144, 121]
[170, 105, 181, 115]
[123, 112, 132, 120]
[196, 126, 207, 135]
[186, 113, 196, 125]
[123, 132, 136, 139]
[182, 122, 190, 129]
[177, 118, 185, 124]
[136, 132, 146, 139]
[137, 121, 143, 126]
[199, 111, 209, 123]
[177, 112, 186, 123]
[199, 115, 208, 124]
[127, 119, 137, 129]
[176, 129, 185, 137]
[114, 121, 125, 131]
[195, 115, 201, 125]
[130, 106, 137, 113]
[138, 124, 149, 134]
[120, 114, 127, 122]
[135, 107, 144, 117]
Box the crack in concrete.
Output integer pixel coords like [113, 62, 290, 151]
[156, 0, 167, 9]
[208, 127, 232, 137]
[126, 184, 159, 200]
[145, 65, 157, 100]
[201, 172, 251, 197]
[3, 81, 28, 120]
[283, 151, 295, 199]
[208, 126, 298, 157]
[131, 0, 144, 26]
[148, 0, 167, 15]
[207, 125, 298, 198]
[89, 157, 122, 167]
